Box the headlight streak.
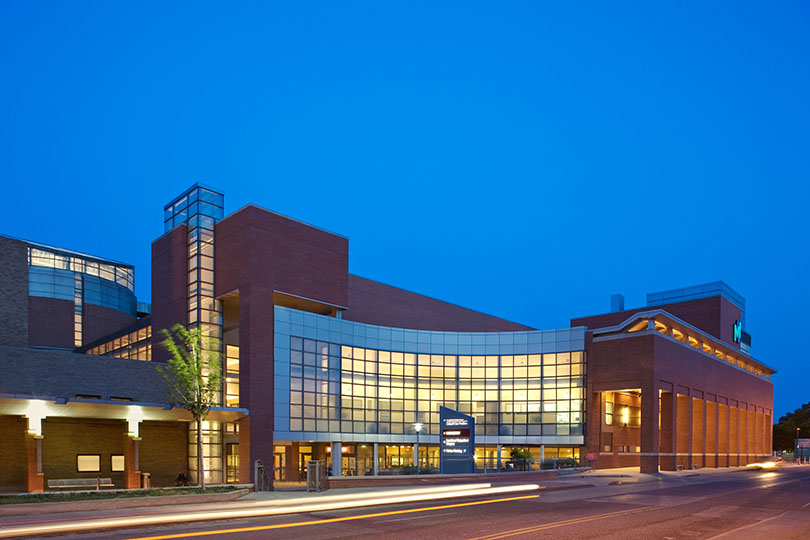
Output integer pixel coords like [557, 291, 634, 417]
[0, 483, 541, 538]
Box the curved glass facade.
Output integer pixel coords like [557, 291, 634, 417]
[274, 306, 586, 447]
[27, 246, 136, 316]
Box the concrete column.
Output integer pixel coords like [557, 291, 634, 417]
[496, 444, 502, 471]
[659, 391, 677, 471]
[123, 433, 141, 489]
[676, 394, 692, 470]
[373, 443, 379, 476]
[331, 442, 341, 476]
[692, 398, 705, 468]
[640, 386, 660, 474]
[414, 442, 419, 468]
[540, 444, 545, 462]
[729, 406, 739, 466]
[718, 404, 729, 467]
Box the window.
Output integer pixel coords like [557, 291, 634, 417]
[77, 455, 101, 472]
[111, 455, 125, 472]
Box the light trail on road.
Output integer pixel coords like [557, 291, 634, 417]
[122, 495, 541, 540]
[0, 483, 541, 538]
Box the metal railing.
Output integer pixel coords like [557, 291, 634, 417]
[254, 459, 274, 491]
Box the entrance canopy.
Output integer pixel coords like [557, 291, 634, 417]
[0, 394, 247, 423]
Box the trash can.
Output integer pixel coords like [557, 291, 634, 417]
[141, 472, 151, 489]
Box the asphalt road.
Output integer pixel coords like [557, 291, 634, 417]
[26, 466, 810, 540]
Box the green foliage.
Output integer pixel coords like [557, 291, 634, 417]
[510, 447, 532, 460]
[773, 401, 810, 452]
[540, 457, 578, 469]
[158, 324, 222, 421]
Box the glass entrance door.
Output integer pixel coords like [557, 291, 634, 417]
[226, 443, 239, 483]
[273, 450, 286, 481]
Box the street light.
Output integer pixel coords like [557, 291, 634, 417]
[414, 422, 424, 470]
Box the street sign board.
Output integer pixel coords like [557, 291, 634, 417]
[797, 438, 810, 448]
[439, 406, 475, 474]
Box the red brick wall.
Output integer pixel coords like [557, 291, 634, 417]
[0, 236, 28, 347]
[585, 331, 773, 470]
[140, 421, 188, 487]
[214, 205, 350, 482]
[0, 415, 27, 492]
[150, 226, 188, 363]
[83, 304, 137, 346]
[215, 205, 349, 307]
[28, 297, 74, 348]
[344, 275, 533, 331]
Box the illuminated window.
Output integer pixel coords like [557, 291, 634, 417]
[77, 455, 100, 472]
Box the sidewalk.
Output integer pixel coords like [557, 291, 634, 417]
[567, 464, 770, 484]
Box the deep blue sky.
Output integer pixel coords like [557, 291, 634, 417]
[1, 2, 808, 417]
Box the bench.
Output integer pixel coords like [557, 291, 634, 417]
[47, 478, 114, 490]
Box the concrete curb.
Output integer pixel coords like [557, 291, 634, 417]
[0, 488, 250, 517]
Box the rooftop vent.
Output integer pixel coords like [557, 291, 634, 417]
[610, 294, 625, 313]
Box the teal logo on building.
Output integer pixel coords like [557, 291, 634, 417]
[733, 320, 742, 343]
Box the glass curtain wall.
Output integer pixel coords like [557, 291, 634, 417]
[164, 185, 226, 484]
[288, 337, 586, 439]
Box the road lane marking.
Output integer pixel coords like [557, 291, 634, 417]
[468, 474, 808, 540]
[121, 495, 539, 540]
[465, 507, 652, 540]
[706, 510, 790, 539]
[802, 501, 810, 509]
[0, 484, 540, 538]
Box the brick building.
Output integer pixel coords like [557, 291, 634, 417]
[0, 185, 774, 492]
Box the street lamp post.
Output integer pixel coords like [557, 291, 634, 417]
[413, 422, 423, 471]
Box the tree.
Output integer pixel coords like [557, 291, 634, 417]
[159, 324, 222, 489]
[510, 447, 532, 470]
[773, 401, 810, 452]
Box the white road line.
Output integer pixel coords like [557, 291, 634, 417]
[706, 510, 789, 539]
[801, 501, 810, 509]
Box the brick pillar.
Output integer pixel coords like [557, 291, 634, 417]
[25, 432, 44, 493]
[285, 442, 299, 482]
[706, 401, 718, 468]
[729, 405, 739, 466]
[756, 410, 764, 459]
[764, 412, 772, 457]
[748, 409, 757, 462]
[640, 385, 660, 474]
[718, 404, 729, 467]
[692, 398, 705, 468]
[659, 392, 677, 471]
[240, 285, 276, 484]
[123, 433, 141, 489]
[739, 404, 749, 465]
[676, 394, 692, 470]
[239, 419, 251, 483]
